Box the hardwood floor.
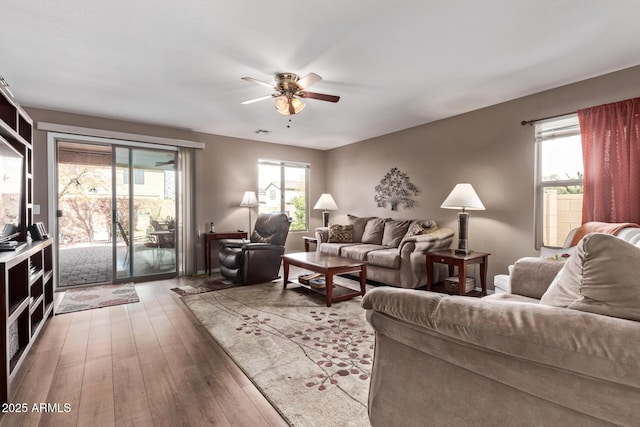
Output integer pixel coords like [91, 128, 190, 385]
[0, 277, 289, 427]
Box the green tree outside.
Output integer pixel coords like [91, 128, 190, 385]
[290, 193, 306, 231]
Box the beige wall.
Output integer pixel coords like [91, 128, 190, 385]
[325, 65, 640, 288]
[191, 133, 326, 267]
[27, 108, 326, 273]
[25, 64, 640, 286]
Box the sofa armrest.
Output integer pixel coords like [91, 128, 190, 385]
[510, 257, 565, 299]
[241, 242, 285, 252]
[362, 286, 445, 327]
[315, 227, 329, 244]
[217, 238, 247, 249]
[241, 244, 285, 284]
[399, 227, 454, 253]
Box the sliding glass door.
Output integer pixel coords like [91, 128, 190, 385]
[114, 147, 177, 281]
[56, 141, 177, 286]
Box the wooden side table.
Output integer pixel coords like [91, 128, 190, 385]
[303, 236, 318, 252]
[203, 231, 247, 275]
[426, 249, 490, 296]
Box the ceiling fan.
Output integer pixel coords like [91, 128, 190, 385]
[155, 159, 175, 166]
[241, 72, 340, 115]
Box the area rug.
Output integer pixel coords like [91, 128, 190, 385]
[56, 283, 139, 314]
[181, 278, 373, 427]
[171, 274, 282, 296]
[170, 276, 237, 296]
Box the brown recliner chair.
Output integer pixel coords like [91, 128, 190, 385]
[218, 212, 290, 284]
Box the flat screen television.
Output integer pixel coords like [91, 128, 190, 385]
[0, 136, 23, 244]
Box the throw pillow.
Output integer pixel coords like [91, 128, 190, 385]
[540, 233, 640, 321]
[382, 220, 411, 247]
[400, 220, 438, 243]
[361, 218, 386, 245]
[405, 221, 425, 238]
[348, 214, 371, 242]
[404, 220, 433, 237]
[328, 224, 354, 243]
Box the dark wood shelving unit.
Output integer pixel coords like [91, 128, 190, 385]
[1, 240, 54, 403]
[0, 82, 55, 404]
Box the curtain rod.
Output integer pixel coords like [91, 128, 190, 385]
[520, 111, 576, 126]
[522, 97, 640, 126]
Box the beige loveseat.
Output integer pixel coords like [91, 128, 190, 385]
[315, 215, 454, 288]
[363, 232, 640, 426]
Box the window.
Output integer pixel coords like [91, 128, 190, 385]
[535, 115, 583, 248]
[123, 169, 145, 185]
[258, 159, 309, 231]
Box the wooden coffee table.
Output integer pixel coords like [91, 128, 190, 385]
[282, 252, 367, 307]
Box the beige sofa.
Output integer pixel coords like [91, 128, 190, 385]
[315, 215, 454, 288]
[363, 232, 640, 426]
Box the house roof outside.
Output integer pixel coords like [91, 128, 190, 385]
[261, 181, 302, 193]
[2, 1, 640, 150]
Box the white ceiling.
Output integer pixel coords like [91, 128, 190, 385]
[2, 1, 640, 150]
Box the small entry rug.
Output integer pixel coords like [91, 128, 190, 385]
[56, 283, 139, 314]
[181, 277, 373, 427]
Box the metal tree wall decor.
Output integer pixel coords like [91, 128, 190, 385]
[374, 167, 419, 210]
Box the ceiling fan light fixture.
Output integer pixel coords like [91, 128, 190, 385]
[274, 94, 305, 115]
[274, 95, 289, 114]
[291, 97, 305, 114]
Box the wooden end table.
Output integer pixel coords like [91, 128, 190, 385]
[426, 249, 490, 296]
[282, 252, 366, 307]
[303, 236, 318, 252]
[203, 231, 247, 275]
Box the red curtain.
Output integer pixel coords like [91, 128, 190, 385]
[578, 97, 640, 223]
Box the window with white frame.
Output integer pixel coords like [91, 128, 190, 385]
[535, 115, 583, 248]
[258, 159, 309, 231]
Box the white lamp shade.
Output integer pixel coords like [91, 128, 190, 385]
[440, 183, 485, 210]
[240, 191, 259, 207]
[313, 193, 338, 210]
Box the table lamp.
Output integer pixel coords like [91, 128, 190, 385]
[313, 193, 338, 227]
[440, 183, 485, 255]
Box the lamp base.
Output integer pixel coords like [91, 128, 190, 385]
[454, 248, 473, 255]
[322, 211, 330, 228]
[456, 211, 471, 255]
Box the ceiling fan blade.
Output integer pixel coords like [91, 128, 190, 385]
[155, 160, 175, 166]
[296, 73, 322, 90]
[241, 76, 276, 89]
[241, 94, 274, 105]
[298, 91, 340, 103]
